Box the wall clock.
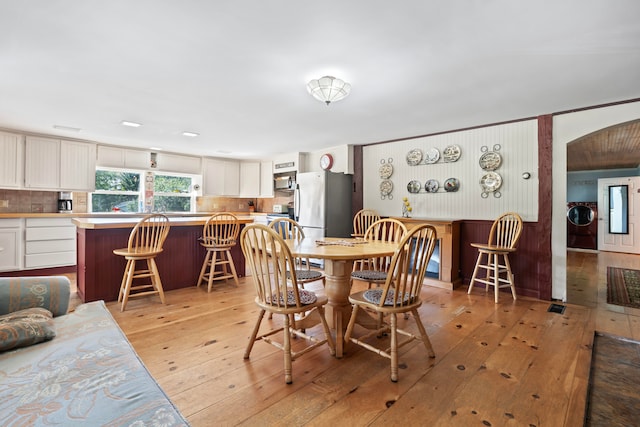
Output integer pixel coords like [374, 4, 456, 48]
[320, 153, 334, 170]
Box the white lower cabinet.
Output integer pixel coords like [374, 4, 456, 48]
[0, 219, 22, 271]
[24, 218, 76, 269]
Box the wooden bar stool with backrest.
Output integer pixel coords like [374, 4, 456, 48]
[345, 223, 438, 382]
[468, 212, 523, 303]
[240, 224, 335, 384]
[113, 214, 171, 312]
[351, 218, 407, 289]
[197, 213, 240, 292]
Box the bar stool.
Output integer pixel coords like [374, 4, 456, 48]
[468, 212, 523, 303]
[197, 213, 240, 292]
[113, 214, 171, 312]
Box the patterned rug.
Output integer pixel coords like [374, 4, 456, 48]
[606, 267, 640, 308]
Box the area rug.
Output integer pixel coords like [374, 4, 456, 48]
[606, 266, 640, 309]
[585, 333, 640, 426]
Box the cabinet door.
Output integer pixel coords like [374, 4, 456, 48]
[203, 158, 225, 195]
[260, 160, 274, 197]
[240, 162, 260, 197]
[60, 140, 97, 191]
[224, 161, 240, 196]
[0, 227, 21, 271]
[0, 131, 24, 188]
[25, 136, 60, 189]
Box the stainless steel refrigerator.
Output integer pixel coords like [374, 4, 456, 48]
[294, 171, 353, 263]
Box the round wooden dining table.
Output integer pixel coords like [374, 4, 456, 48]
[283, 237, 399, 357]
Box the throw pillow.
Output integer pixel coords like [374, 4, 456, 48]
[0, 307, 56, 352]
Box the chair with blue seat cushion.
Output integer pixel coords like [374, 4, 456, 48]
[345, 223, 438, 382]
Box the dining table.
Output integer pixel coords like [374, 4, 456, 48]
[283, 236, 399, 357]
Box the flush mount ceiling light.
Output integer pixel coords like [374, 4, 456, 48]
[121, 120, 142, 127]
[182, 131, 199, 137]
[53, 125, 81, 132]
[307, 76, 351, 105]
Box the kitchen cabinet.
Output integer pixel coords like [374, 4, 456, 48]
[203, 158, 240, 196]
[60, 140, 97, 191]
[97, 145, 149, 170]
[240, 162, 260, 197]
[24, 217, 76, 269]
[24, 136, 60, 189]
[25, 136, 96, 191]
[0, 219, 22, 271]
[155, 152, 202, 174]
[260, 161, 274, 197]
[0, 131, 24, 188]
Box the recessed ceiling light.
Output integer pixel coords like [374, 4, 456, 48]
[53, 125, 81, 132]
[121, 120, 142, 127]
[182, 131, 199, 137]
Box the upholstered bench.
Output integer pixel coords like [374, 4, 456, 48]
[0, 276, 189, 426]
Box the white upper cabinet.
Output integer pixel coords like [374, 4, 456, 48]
[239, 162, 260, 197]
[260, 160, 274, 197]
[97, 145, 150, 170]
[60, 140, 97, 191]
[25, 136, 96, 191]
[0, 131, 24, 188]
[203, 158, 240, 196]
[155, 152, 202, 174]
[24, 136, 61, 190]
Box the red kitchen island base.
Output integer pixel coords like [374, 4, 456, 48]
[73, 217, 251, 303]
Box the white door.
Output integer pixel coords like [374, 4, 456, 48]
[598, 176, 640, 254]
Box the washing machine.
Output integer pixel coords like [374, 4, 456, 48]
[567, 202, 598, 250]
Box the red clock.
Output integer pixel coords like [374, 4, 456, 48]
[320, 153, 334, 170]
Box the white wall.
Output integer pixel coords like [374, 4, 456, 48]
[553, 101, 640, 301]
[363, 120, 539, 221]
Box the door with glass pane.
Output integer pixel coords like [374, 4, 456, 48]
[597, 177, 640, 254]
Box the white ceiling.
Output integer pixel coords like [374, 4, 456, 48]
[1, 1, 640, 160]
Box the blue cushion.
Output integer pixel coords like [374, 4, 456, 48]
[0, 307, 56, 352]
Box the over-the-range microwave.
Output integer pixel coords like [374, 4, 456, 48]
[274, 173, 296, 191]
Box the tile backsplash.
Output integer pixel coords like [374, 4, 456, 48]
[0, 189, 59, 213]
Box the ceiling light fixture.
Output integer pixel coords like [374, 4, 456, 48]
[307, 76, 351, 105]
[121, 120, 142, 127]
[182, 131, 199, 137]
[53, 125, 81, 132]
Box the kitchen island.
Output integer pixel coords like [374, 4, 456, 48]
[73, 216, 255, 303]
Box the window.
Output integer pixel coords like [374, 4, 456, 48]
[90, 168, 200, 213]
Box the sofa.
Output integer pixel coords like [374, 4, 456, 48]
[0, 276, 189, 426]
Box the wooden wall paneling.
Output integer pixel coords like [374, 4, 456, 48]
[537, 114, 553, 300]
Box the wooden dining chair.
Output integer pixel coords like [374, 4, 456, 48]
[351, 218, 407, 289]
[113, 214, 171, 312]
[468, 212, 523, 303]
[269, 217, 325, 288]
[352, 209, 381, 238]
[240, 224, 335, 384]
[197, 213, 240, 292]
[345, 223, 438, 382]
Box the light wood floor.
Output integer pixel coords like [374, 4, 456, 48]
[69, 250, 629, 427]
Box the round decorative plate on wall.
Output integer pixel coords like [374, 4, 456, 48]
[480, 171, 502, 192]
[444, 178, 460, 192]
[423, 147, 440, 164]
[479, 151, 502, 171]
[406, 148, 423, 165]
[442, 145, 461, 162]
[380, 179, 393, 196]
[425, 179, 439, 193]
[379, 162, 393, 179]
[407, 180, 421, 193]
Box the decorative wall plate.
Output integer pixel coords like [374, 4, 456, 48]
[479, 151, 502, 171]
[380, 179, 393, 196]
[425, 179, 439, 193]
[406, 148, 423, 165]
[424, 148, 440, 164]
[442, 145, 461, 162]
[407, 180, 421, 193]
[379, 162, 393, 179]
[444, 178, 460, 192]
[480, 172, 502, 192]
